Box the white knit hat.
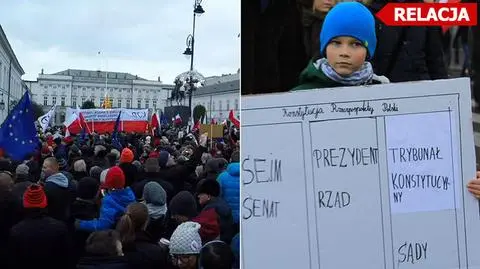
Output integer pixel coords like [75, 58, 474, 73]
[100, 168, 109, 185]
[169, 221, 202, 255]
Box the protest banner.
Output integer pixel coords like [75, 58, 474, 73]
[241, 78, 480, 269]
[200, 124, 224, 138]
[65, 108, 148, 134]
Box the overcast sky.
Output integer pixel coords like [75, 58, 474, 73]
[0, 0, 239, 84]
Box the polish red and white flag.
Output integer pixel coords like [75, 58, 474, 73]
[64, 108, 148, 134]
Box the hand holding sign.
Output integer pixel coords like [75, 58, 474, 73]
[467, 171, 480, 199]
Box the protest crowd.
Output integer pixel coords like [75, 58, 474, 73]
[0, 112, 240, 269]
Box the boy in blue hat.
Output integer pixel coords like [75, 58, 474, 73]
[292, 1, 389, 91]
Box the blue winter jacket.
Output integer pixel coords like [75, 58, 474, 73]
[217, 162, 240, 223]
[78, 187, 135, 231]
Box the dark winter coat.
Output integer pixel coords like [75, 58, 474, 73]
[77, 256, 131, 269]
[202, 197, 234, 244]
[123, 231, 169, 269]
[8, 210, 73, 269]
[369, 1, 447, 82]
[0, 191, 22, 269]
[44, 172, 76, 222]
[119, 163, 137, 187]
[70, 198, 99, 263]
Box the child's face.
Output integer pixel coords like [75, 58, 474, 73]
[326, 36, 367, 77]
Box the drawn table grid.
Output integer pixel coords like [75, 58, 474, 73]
[241, 81, 480, 269]
[306, 102, 465, 268]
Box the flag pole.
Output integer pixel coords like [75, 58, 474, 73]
[210, 122, 213, 152]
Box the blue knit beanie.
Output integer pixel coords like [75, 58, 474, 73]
[320, 2, 376, 58]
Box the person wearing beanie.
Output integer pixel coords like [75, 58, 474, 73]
[141, 182, 169, 243]
[73, 159, 88, 181]
[89, 166, 103, 181]
[119, 148, 138, 187]
[41, 157, 76, 222]
[76, 166, 136, 232]
[169, 221, 202, 269]
[92, 145, 108, 168]
[292, 1, 389, 91]
[15, 163, 30, 179]
[120, 148, 134, 164]
[197, 179, 234, 244]
[54, 155, 67, 169]
[41, 145, 52, 159]
[23, 183, 48, 209]
[156, 149, 194, 196]
[100, 168, 109, 185]
[204, 158, 228, 181]
[8, 184, 73, 268]
[169, 191, 198, 223]
[143, 181, 167, 218]
[131, 157, 175, 203]
[158, 150, 171, 169]
[10, 164, 34, 203]
[167, 191, 220, 244]
[199, 240, 235, 269]
[70, 177, 101, 261]
[94, 145, 107, 157]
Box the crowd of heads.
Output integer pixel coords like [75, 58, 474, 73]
[0, 123, 240, 269]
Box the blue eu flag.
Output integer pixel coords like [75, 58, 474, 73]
[0, 91, 40, 160]
[160, 112, 168, 127]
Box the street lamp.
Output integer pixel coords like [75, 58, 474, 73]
[183, 34, 193, 58]
[179, 0, 205, 124]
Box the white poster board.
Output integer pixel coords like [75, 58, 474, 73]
[241, 78, 480, 269]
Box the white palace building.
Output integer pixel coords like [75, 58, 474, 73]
[27, 69, 174, 125]
[28, 70, 240, 126]
[191, 72, 240, 122]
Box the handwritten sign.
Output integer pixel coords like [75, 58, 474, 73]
[241, 78, 480, 269]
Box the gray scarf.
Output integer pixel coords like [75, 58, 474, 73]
[316, 58, 374, 86]
[143, 201, 167, 220]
